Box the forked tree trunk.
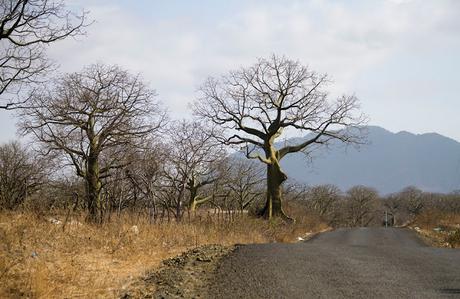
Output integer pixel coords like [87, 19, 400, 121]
[189, 198, 198, 212]
[189, 185, 198, 212]
[261, 161, 293, 222]
[187, 179, 212, 212]
[189, 195, 211, 212]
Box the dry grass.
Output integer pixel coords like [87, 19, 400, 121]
[413, 209, 460, 248]
[0, 203, 327, 298]
[415, 209, 460, 229]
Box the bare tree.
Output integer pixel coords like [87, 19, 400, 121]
[159, 120, 225, 220]
[398, 186, 424, 218]
[344, 186, 379, 227]
[19, 64, 166, 222]
[0, 140, 47, 209]
[306, 184, 341, 217]
[225, 158, 264, 213]
[194, 55, 367, 220]
[384, 186, 425, 225]
[0, 0, 89, 109]
[121, 141, 168, 221]
[282, 182, 306, 199]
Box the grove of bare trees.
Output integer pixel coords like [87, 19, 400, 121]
[1, 3, 453, 227]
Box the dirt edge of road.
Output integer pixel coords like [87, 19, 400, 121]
[409, 227, 454, 248]
[118, 229, 330, 298]
[119, 244, 235, 298]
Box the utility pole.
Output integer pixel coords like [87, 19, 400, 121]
[385, 210, 388, 228]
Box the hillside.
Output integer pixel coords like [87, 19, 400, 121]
[280, 126, 460, 194]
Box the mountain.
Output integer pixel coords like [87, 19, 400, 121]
[279, 126, 460, 194]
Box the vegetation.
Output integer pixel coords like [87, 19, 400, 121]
[0, 2, 458, 298]
[0, 202, 327, 298]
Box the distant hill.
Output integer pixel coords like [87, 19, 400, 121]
[279, 126, 460, 194]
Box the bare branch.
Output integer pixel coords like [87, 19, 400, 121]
[0, 0, 91, 109]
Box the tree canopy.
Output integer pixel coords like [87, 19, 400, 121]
[194, 55, 367, 220]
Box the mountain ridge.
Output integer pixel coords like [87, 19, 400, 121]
[279, 125, 460, 194]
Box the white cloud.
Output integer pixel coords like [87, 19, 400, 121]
[4, 0, 456, 142]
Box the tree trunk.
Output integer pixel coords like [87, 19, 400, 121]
[188, 184, 212, 212]
[189, 199, 198, 212]
[189, 186, 198, 212]
[86, 154, 103, 223]
[175, 188, 184, 222]
[261, 162, 293, 222]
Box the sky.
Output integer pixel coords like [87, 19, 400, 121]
[0, 0, 459, 142]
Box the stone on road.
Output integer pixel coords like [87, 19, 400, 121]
[208, 228, 460, 298]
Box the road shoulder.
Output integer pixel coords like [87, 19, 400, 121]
[119, 244, 234, 298]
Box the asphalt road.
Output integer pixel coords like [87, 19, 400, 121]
[207, 228, 460, 298]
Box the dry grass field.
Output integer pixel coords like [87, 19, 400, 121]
[413, 210, 460, 248]
[0, 202, 327, 298]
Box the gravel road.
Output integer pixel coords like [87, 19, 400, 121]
[207, 228, 460, 298]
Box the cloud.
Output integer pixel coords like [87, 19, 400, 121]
[386, 0, 412, 4]
[51, 1, 391, 97]
[35, 0, 460, 141]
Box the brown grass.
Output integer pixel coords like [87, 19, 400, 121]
[0, 203, 327, 298]
[413, 209, 460, 248]
[415, 209, 460, 229]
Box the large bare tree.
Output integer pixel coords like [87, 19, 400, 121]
[194, 55, 367, 220]
[19, 64, 166, 222]
[0, 0, 89, 109]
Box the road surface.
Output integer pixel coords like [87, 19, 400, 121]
[207, 228, 460, 298]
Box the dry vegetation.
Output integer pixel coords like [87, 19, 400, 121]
[0, 3, 458, 298]
[412, 209, 460, 248]
[0, 202, 328, 299]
